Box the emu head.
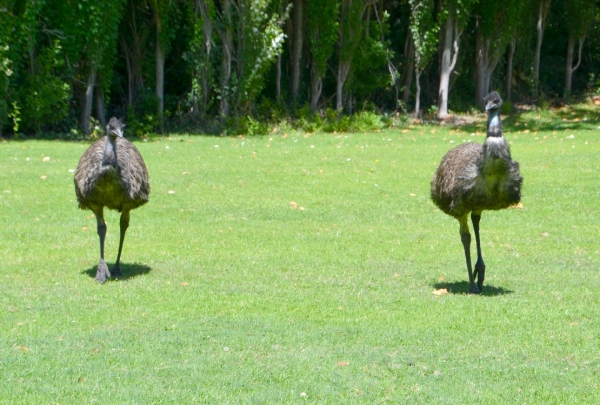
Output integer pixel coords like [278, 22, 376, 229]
[484, 91, 502, 112]
[106, 117, 124, 138]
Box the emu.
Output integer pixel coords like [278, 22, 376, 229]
[430, 91, 522, 294]
[74, 117, 150, 283]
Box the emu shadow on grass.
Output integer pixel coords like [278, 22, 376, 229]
[82, 263, 151, 281]
[433, 280, 513, 296]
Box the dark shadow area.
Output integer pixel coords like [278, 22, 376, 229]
[81, 263, 152, 281]
[433, 280, 513, 297]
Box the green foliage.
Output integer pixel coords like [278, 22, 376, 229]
[409, 0, 439, 74]
[126, 105, 157, 138]
[306, 0, 340, 79]
[18, 41, 70, 133]
[229, 115, 271, 136]
[236, 0, 290, 112]
[500, 100, 512, 115]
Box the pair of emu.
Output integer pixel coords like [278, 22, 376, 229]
[75, 92, 521, 291]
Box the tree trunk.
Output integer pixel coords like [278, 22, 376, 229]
[95, 86, 106, 129]
[219, 0, 233, 118]
[336, 60, 351, 111]
[291, 0, 303, 103]
[414, 68, 421, 119]
[197, 0, 213, 118]
[437, 13, 460, 119]
[505, 37, 515, 101]
[402, 34, 414, 106]
[276, 54, 282, 102]
[310, 64, 322, 112]
[564, 33, 584, 98]
[82, 64, 96, 135]
[475, 30, 501, 109]
[534, 0, 549, 98]
[156, 37, 165, 132]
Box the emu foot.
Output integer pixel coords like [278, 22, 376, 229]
[112, 264, 122, 278]
[95, 259, 111, 284]
[475, 261, 486, 292]
[468, 284, 480, 294]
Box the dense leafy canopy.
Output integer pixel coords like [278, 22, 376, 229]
[1, 0, 599, 136]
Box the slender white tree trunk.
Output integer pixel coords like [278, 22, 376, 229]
[564, 34, 584, 97]
[414, 68, 421, 119]
[82, 64, 96, 135]
[437, 14, 460, 119]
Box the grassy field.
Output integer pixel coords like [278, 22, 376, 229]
[1, 106, 599, 403]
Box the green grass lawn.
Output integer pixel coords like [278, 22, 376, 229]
[1, 110, 599, 403]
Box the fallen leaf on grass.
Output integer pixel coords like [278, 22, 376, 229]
[17, 346, 29, 352]
[168, 190, 175, 194]
[432, 288, 448, 296]
[540, 232, 549, 237]
[290, 201, 298, 209]
[180, 282, 189, 287]
[409, 193, 416, 197]
[40, 175, 47, 179]
[510, 202, 524, 209]
[42, 156, 50, 162]
[82, 227, 88, 232]
[337, 361, 350, 367]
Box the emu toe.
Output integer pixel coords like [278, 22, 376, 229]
[95, 259, 111, 284]
[475, 260, 486, 291]
[469, 284, 480, 294]
[112, 264, 122, 278]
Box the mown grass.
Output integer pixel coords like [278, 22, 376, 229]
[1, 110, 599, 403]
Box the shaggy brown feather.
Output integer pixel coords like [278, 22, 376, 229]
[74, 136, 149, 212]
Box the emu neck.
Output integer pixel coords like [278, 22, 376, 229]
[483, 111, 510, 161]
[102, 136, 118, 167]
[486, 110, 502, 138]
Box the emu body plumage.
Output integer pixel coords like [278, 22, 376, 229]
[74, 117, 149, 283]
[430, 92, 522, 293]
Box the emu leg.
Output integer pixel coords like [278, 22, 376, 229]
[458, 215, 479, 294]
[471, 212, 486, 291]
[113, 209, 130, 277]
[92, 207, 110, 283]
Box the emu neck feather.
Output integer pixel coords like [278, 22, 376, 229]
[102, 136, 118, 167]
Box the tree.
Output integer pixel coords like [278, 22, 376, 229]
[336, 0, 366, 112]
[306, 0, 340, 111]
[409, 0, 438, 118]
[290, 0, 303, 104]
[189, 0, 215, 118]
[55, 0, 126, 133]
[473, 0, 522, 107]
[436, 0, 476, 119]
[533, 0, 551, 98]
[564, 0, 595, 97]
[149, 0, 175, 132]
